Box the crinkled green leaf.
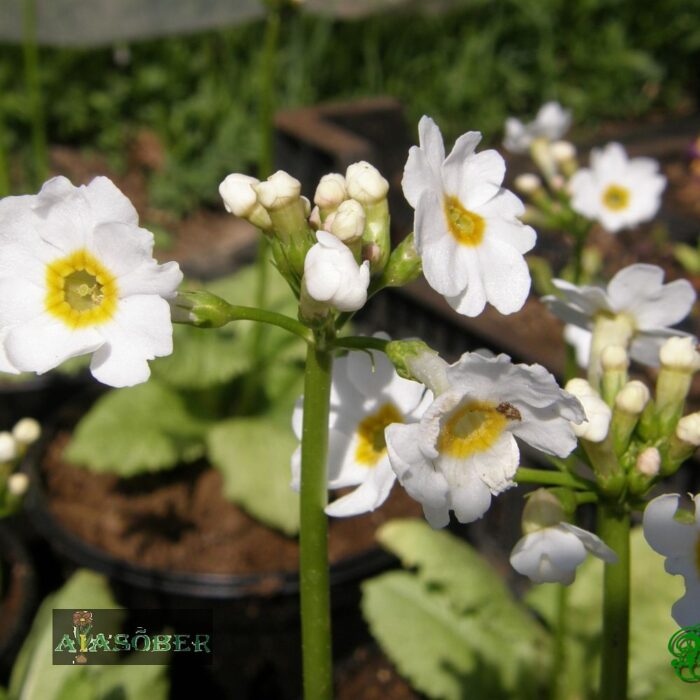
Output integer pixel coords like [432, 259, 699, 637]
[206, 415, 299, 535]
[66, 380, 209, 476]
[365, 519, 550, 699]
[525, 528, 694, 699]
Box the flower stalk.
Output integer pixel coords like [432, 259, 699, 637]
[299, 338, 334, 700]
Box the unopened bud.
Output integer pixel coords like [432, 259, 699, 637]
[521, 489, 566, 534]
[345, 161, 389, 205]
[611, 380, 650, 457]
[301, 196, 311, 217]
[169, 290, 234, 329]
[676, 412, 700, 447]
[514, 173, 542, 195]
[635, 447, 661, 477]
[7, 472, 29, 497]
[308, 205, 322, 229]
[0, 432, 17, 462]
[330, 199, 365, 243]
[551, 140, 576, 163]
[664, 412, 700, 474]
[659, 336, 700, 372]
[255, 170, 302, 210]
[382, 233, 422, 288]
[565, 379, 611, 442]
[12, 418, 40, 446]
[615, 380, 650, 415]
[314, 173, 347, 210]
[602, 345, 629, 372]
[601, 345, 629, 405]
[386, 340, 447, 394]
[219, 173, 259, 217]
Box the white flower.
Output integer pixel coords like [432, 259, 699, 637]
[402, 116, 536, 317]
[546, 264, 696, 369]
[564, 379, 611, 443]
[643, 493, 700, 626]
[303, 231, 370, 312]
[385, 352, 584, 528]
[503, 102, 572, 154]
[291, 337, 429, 517]
[0, 176, 182, 387]
[568, 142, 666, 233]
[510, 522, 616, 584]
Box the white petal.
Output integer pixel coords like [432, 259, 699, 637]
[89, 295, 173, 387]
[0, 278, 45, 326]
[422, 504, 451, 529]
[0, 329, 20, 374]
[559, 523, 618, 563]
[417, 115, 446, 174]
[671, 586, 700, 628]
[448, 474, 493, 524]
[564, 324, 592, 368]
[485, 217, 536, 255]
[445, 252, 487, 317]
[477, 235, 531, 315]
[90, 222, 154, 277]
[325, 458, 396, 517]
[643, 494, 696, 558]
[5, 316, 103, 374]
[455, 149, 506, 210]
[34, 187, 93, 254]
[402, 146, 439, 209]
[84, 176, 139, 226]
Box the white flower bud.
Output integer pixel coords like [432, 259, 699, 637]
[329, 199, 366, 242]
[7, 472, 29, 496]
[615, 380, 650, 414]
[551, 140, 577, 163]
[513, 173, 542, 195]
[303, 231, 370, 312]
[0, 432, 17, 462]
[12, 417, 41, 446]
[676, 412, 700, 447]
[314, 173, 347, 210]
[565, 379, 611, 442]
[301, 196, 311, 217]
[255, 170, 302, 211]
[635, 447, 661, 477]
[219, 174, 259, 217]
[659, 336, 700, 372]
[308, 205, 322, 229]
[601, 345, 629, 372]
[521, 489, 566, 534]
[345, 161, 389, 204]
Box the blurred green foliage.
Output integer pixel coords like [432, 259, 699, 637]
[0, 0, 698, 212]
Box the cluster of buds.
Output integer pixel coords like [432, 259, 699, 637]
[217, 161, 421, 329]
[565, 337, 700, 498]
[0, 417, 40, 517]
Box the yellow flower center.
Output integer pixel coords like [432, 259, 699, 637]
[444, 195, 485, 246]
[355, 403, 404, 467]
[602, 184, 630, 211]
[45, 249, 118, 328]
[437, 400, 520, 459]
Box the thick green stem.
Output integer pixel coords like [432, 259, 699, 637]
[515, 468, 591, 490]
[597, 502, 630, 700]
[299, 340, 333, 700]
[22, 0, 48, 187]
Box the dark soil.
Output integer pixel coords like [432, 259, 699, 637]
[41, 431, 421, 578]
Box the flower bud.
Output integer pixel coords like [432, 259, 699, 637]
[565, 379, 611, 442]
[676, 412, 700, 446]
[169, 290, 235, 329]
[635, 447, 661, 478]
[345, 161, 389, 205]
[659, 336, 700, 372]
[382, 233, 422, 288]
[664, 412, 700, 474]
[386, 340, 447, 393]
[7, 472, 29, 497]
[615, 380, 650, 415]
[314, 173, 347, 210]
[329, 199, 365, 243]
[12, 418, 41, 446]
[514, 173, 542, 195]
[301, 196, 311, 217]
[600, 345, 629, 405]
[551, 140, 577, 163]
[255, 170, 302, 211]
[611, 380, 650, 456]
[219, 173, 272, 229]
[302, 231, 370, 313]
[309, 205, 322, 229]
[0, 432, 17, 462]
[601, 345, 629, 372]
[521, 489, 567, 535]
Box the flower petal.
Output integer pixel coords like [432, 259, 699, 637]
[325, 458, 396, 517]
[477, 235, 531, 315]
[643, 494, 696, 558]
[84, 176, 139, 226]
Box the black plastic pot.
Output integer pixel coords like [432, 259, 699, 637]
[0, 520, 37, 678]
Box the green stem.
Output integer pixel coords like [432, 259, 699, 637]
[597, 502, 630, 700]
[332, 335, 389, 353]
[515, 468, 591, 490]
[299, 339, 333, 700]
[550, 584, 568, 700]
[22, 0, 48, 187]
[212, 304, 312, 342]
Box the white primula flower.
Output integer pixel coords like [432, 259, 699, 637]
[385, 351, 584, 528]
[546, 263, 696, 370]
[503, 101, 572, 154]
[0, 176, 182, 387]
[303, 231, 370, 312]
[510, 522, 617, 584]
[402, 116, 536, 317]
[569, 142, 666, 233]
[643, 493, 700, 627]
[291, 337, 430, 517]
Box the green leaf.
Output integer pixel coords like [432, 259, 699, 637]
[365, 520, 550, 699]
[66, 380, 209, 476]
[206, 415, 299, 535]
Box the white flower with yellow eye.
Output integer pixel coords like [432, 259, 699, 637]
[643, 494, 700, 627]
[291, 337, 429, 517]
[0, 176, 182, 387]
[569, 142, 666, 233]
[402, 116, 536, 317]
[385, 352, 584, 528]
[503, 101, 572, 154]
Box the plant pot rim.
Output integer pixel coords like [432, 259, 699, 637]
[23, 421, 396, 600]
